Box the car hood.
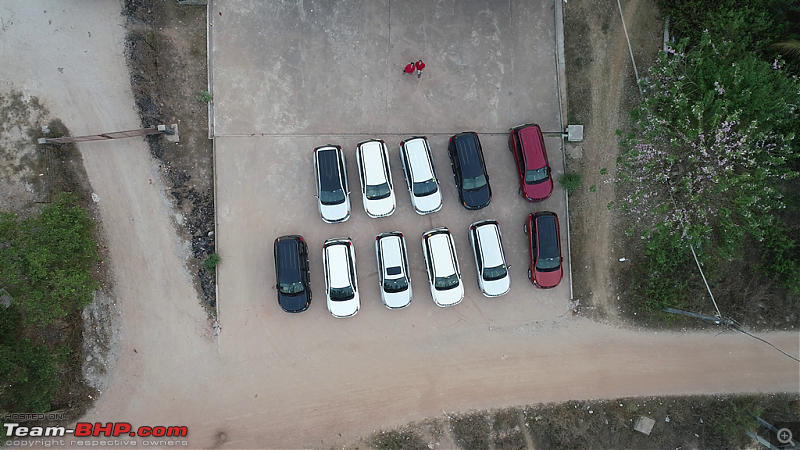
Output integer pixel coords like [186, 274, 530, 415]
[279, 290, 310, 313]
[431, 283, 464, 307]
[461, 186, 491, 209]
[364, 194, 396, 218]
[480, 276, 510, 297]
[382, 288, 412, 309]
[535, 266, 562, 288]
[523, 177, 553, 202]
[328, 296, 360, 318]
[319, 199, 350, 223]
[412, 191, 443, 215]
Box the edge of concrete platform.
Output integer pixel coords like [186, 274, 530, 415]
[206, 0, 221, 323]
[554, 0, 574, 301]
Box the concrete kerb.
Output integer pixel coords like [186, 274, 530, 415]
[206, 0, 221, 326]
[554, 0, 574, 301]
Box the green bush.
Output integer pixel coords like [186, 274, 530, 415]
[558, 172, 582, 195]
[195, 90, 212, 103]
[759, 222, 800, 293]
[203, 253, 221, 271]
[0, 192, 98, 326]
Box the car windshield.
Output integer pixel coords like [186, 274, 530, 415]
[462, 174, 487, 191]
[525, 167, 549, 184]
[536, 257, 561, 272]
[482, 264, 508, 281]
[279, 281, 305, 295]
[412, 178, 438, 197]
[365, 182, 391, 200]
[329, 286, 354, 301]
[383, 274, 409, 293]
[320, 188, 346, 205]
[434, 273, 460, 290]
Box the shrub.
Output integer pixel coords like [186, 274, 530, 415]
[195, 90, 212, 103]
[558, 172, 582, 195]
[203, 253, 221, 271]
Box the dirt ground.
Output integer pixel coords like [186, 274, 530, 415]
[563, 0, 665, 323]
[1, 1, 798, 449]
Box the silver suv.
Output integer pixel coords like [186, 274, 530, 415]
[322, 238, 360, 318]
[422, 227, 463, 307]
[356, 139, 396, 218]
[399, 137, 443, 215]
[375, 232, 412, 309]
[469, 220, 511, 297]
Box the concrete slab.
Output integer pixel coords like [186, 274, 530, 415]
[210, 0, 560, 135]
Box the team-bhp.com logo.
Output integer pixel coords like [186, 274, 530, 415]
[4, 422, 187, 438]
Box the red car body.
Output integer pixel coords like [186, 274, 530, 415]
[525, 212, 563, 288]
[509, 124, 553, 202]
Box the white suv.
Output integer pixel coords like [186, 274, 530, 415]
[356, 139, 396, 218]
[469, 220, 511, 297]
[375, 232, 412, 309]
[322, 238, 360, 318]
[422, 227, 463, 307]
[399, 137, 443, 215]
[314, 145, 351, 223]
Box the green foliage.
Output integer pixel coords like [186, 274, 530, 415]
[203, 252, 221, 271]
[195, 90, 212, 103]
[707, 398, 763, 446]
[558, 172, 582, 194]
[632, 225, 699, 312]
[589, 184, 597, 193]
[759, 221, 800, 293]
[0, 306, 60, 413]
[0, 192, 98, 325]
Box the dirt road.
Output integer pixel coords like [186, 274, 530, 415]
[0, 1, 796, 449]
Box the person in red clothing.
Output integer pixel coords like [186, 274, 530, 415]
[404, 62, 415, 75]
[415, 60, 426, 78]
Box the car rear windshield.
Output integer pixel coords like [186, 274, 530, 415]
[320, 188, 345, 205]
[366, 182, 391, 200]
[329, 286, 354, 301]
[482, 264, 508, 281]
[434, 273, 459, 290]
[318, 151, 345, 204]
[413, 178, 438, 197]
[383, 272, 409, 293]
[536, 216, 561, 272]
[525, 167, 549, 184]
[279, 281, 305, 295]
[463, 174, 488, 191]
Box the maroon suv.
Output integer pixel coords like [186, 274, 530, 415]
[509, 124, 553, 202]
[524, 212, 563, 288]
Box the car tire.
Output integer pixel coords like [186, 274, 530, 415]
[508, 138, 513, 153]
[528, 268, 532, 280]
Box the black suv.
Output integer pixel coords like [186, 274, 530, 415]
[448, 132, 492, 210]
[273, 235, 312, 313]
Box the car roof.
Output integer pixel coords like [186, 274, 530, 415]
[535, 214, 560, 258]
[275, 238, 301, 282]
[379, 235, 404, 271]
[475, 223, 504, 267]
[325, 243, 351, 288]
[360, 141, 387, 185]
[452, 133, 483, 178]
[403, 139, 434, 182]
[518, 125, 547, 169]
[316, 147, 343, 190]
[427, 232, 455, 275]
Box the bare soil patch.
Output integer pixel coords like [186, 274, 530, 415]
[121, 0, 216, 313]
[563, 0, 665, 323]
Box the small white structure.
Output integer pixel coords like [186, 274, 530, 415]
[634, 416, 656, 435]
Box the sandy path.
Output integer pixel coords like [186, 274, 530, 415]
[0, 1, 797, 449]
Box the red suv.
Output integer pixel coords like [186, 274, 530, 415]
[524, 212, 563, 288]
[509, 124, 553, 202]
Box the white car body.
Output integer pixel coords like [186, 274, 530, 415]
[422, 227, 463, 307]
[375, 232, 412, 309]
[322, 238, 360, 318]
[469, 220, 511, 297]
[356, 140, 396, 218]
[400, 137, 443, 215]
[314, 145, 351, 223]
